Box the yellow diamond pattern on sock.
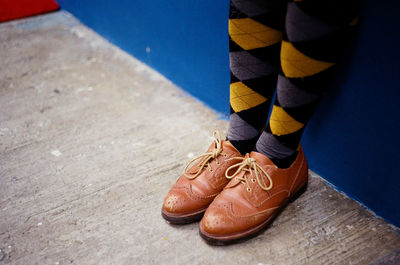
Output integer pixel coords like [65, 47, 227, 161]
[229, 18, 282, 50]
[269, 106, 304, 136]
[230, 82, 267, 112]
[281, 40, 335, 78]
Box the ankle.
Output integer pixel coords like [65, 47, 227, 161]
[227, 137, 258, 155]
[268, 152, 298, 168]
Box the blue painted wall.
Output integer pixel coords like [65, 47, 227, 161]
[57, 0, 400, 226]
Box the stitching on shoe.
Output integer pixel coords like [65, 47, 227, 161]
[253, 189, 290, 208]
[184, 185, 219, 200]
[227, 202, 279, 219]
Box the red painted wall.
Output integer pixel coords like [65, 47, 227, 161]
[0, 0, 59, 22]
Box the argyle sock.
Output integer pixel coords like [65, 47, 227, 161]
[227, 0, 286, 155]
[255, 0, 360, 168]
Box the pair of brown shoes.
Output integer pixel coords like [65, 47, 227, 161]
[161, 131, 308, 245]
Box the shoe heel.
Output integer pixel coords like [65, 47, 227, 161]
[289, 181, 308, 203]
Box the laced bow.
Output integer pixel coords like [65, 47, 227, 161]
[183, 131, 224, 179]
[225, 157, 273, 191]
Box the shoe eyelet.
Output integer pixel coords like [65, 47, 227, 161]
[246, 187, 251, 192]
[216, 161, 220, 165]
[251, 178, 256, 183]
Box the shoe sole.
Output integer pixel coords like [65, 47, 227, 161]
[161, 207, 207, 225]
[199, 181, 308, 245]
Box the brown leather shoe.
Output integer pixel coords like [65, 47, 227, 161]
[162, 131, 243, 224]
[199, 148, 308, 244]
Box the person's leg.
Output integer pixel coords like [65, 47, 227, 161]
[227, 0, 286, 155]
[200, 0, 360, 245]
[161, 0, 287, 225]
[255, 0, 360, 168]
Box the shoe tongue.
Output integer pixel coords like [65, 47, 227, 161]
[226, 169, 246, 188]
[249, 151, 276, 167]
[226, 153, 251, 189]
[186, 165, 198, 174]
[186, 140, 232, 175]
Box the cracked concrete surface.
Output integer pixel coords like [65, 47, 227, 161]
[0, 11, 399, 265]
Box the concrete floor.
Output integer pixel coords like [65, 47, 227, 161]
[0, 11, 399, 265]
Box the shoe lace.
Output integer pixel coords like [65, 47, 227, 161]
[225, 157, 273, 192]
[183, 131, 224, 180]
